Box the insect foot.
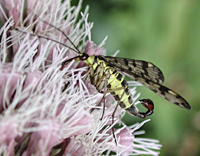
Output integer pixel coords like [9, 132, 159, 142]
[137, 99, 154, 119]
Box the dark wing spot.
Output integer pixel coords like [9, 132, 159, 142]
[142, 61, 149, 76]
[181, 102, 187, 108]
[98, 55, 106, 61]
[132, 60, 136, 67]
[142, 61, 148, 67]
[145, 79, 150, 84]
[159, 85, 169, 95]
[174, 102, 179, 106]
[176, 94, 182, 99]
[151, 89, 158, 93]
[124, 59, 129, 66]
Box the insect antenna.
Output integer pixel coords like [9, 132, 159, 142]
[14, 28, 80, 55]
[13, 12, 84, 55]
[34, 15, 82, 54]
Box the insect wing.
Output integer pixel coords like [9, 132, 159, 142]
[101, 56, 191, 109]
[102, 56, 164, 84]
[134, 77, 191, 109]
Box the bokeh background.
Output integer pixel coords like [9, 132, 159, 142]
[72, 0, 200, 155]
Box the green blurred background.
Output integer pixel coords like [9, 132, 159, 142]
[73, 0, 199, 155]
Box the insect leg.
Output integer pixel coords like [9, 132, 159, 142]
[98, 92, 107, 120]
[62, 82, 70, 92]
[105, 87, 127, 145]
[60, 56, 81, 70]
[96, 86, 109, 120]
[111, 101, 120, 145]
[89, 65, 111, 120]
[83, 70, 90, 81]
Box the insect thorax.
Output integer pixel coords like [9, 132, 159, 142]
[84, 55, 139, 116]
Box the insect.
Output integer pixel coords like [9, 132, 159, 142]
[15, 17, 191, 144]
[51, 17, 191, 115]
[61, 51, 156, 118]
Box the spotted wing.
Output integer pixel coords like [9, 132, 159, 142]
[102, 56, 191, 109]
[102, 56, 164, 84]
[133, 77, 191, 109]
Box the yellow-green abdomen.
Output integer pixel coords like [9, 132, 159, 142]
[84, 55, 139, 116]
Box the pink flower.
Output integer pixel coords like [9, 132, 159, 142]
[0, 0, 161, 155]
